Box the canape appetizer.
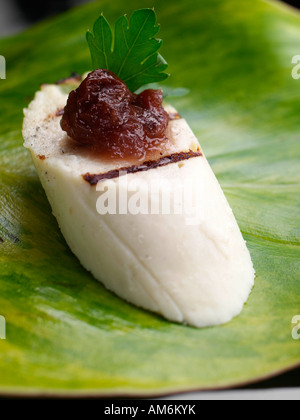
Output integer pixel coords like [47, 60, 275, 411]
[23, 9, 254, 327]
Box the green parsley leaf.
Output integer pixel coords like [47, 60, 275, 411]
[86, 9, 169, 92]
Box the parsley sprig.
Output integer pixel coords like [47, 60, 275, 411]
[86, 9, 169, 92]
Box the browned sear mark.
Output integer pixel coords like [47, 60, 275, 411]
[83, 150, 202, 185]
[38, 155, 46, 160]
[44, 108, 64, 120]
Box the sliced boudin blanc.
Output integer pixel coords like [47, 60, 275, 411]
[23, 80, 255, 327]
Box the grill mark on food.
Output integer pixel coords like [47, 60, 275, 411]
[83, 150, 202, 185]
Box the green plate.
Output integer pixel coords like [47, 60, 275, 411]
[0, 0, 299, 397]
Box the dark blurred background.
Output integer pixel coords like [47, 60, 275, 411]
[0, 0, 299, 37]
[0, 0, 90, 36]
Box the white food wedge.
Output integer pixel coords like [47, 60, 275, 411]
[23, 78, 255, 328]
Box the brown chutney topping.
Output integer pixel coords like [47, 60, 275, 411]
[60, 69, 170, 159]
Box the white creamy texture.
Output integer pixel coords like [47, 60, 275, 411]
[23, 83, 255, 327]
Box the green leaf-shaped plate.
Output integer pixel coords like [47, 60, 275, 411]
[0, 0, 299, 397]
